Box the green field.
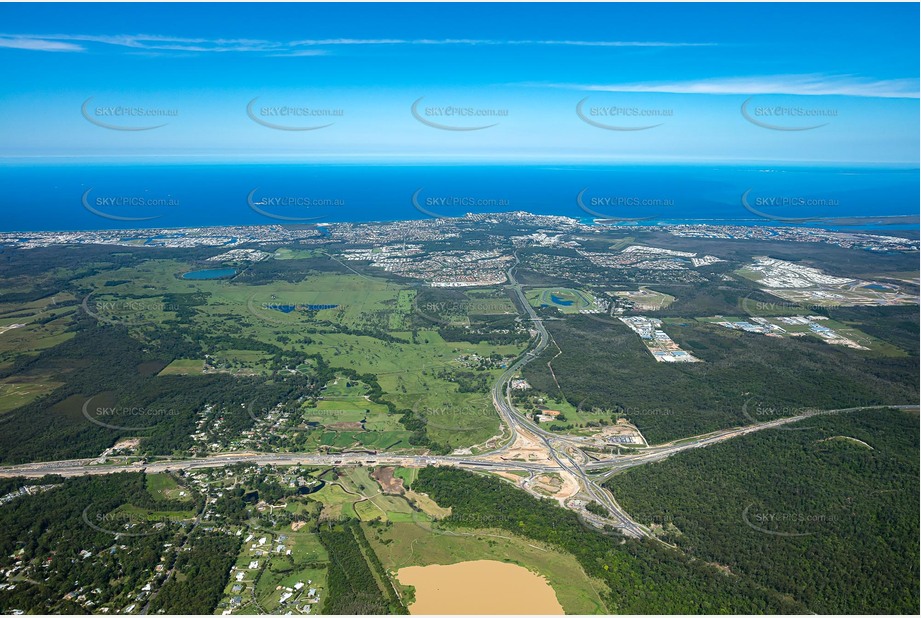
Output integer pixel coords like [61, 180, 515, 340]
[272, 248, 324, 260]
[0, 293, 78, 370]
[157, 358, 205, 376]
[146, 473, 193, 502]
[0, 374, 63, 414]
[222, 524, 329, 615]
[310, 482, 360, 520]
[310, 468, 427, 524]
[526, 287, 599, 314]
[613, 286, 676, 311]
[48, 259, 524, 451]
[392, 467, 417, 487]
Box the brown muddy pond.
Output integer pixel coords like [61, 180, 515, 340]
[397, 560, 564, 615]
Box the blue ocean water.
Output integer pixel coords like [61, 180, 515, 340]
[0, 163, 916, 232]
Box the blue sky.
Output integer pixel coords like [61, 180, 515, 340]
[0, 2, 918, 164]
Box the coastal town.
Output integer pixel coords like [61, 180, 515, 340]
[2, 214, 917, 256]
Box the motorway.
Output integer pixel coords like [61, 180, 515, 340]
[1, 253, 916, 540]
[0, 452, 557, 478]
[585, 404, 920, 479]
[488, 255, 651, 537]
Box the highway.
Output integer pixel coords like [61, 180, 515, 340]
[480, 254, 651, 537]
[0, 452, 558, 478]
[586, 404, 920, 480]
[1, 401, 915, 539]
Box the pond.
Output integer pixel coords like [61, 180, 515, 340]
[549, 293, 574, 306]
[269, 303, 339, 313]
[181, 268, 238, 280]
[397, 560, 563, 615]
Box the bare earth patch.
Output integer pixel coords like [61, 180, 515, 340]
[328, 421, 364, 431]
[372, 466, 405, 494]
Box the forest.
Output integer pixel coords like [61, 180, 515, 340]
[318, 520, 405, 614]
[0, 321, 328, 463]
[0, 473, 197, 614]
[147, 531, 241, 615]
[522, 313, 918, 443]
[606, 408, 920, 614]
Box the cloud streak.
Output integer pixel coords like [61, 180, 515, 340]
[0, 33, 713, 54]
[527, 74, 920, 99]
[288, 38, 714, 48]
[0, 37, 85, 52]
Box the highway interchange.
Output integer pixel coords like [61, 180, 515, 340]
[1, 255, 916, 540]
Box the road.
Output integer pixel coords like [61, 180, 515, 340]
[485, 255, 651, 536]
[586, 404, 920, 480]
[0, 452, 557, 478]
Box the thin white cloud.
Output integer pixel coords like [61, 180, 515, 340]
[528, 74, 920, 99]
[267, 50, 329, 58]
[516, 40, 714, 48]
[289, 38, 713, 47]
[0, 34, 285, 54]
[0, 33, 713, 54]
[0, 37, 85, 52]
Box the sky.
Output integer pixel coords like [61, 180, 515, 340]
[0, 2, 918, 164]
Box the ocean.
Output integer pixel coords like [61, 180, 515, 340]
[0, 163, 917, 232]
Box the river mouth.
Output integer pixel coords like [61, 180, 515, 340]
[397, 559, 564, 615]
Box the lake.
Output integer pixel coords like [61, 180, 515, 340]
[181, 268, 237, 280]
[397, 560, 563, 615]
